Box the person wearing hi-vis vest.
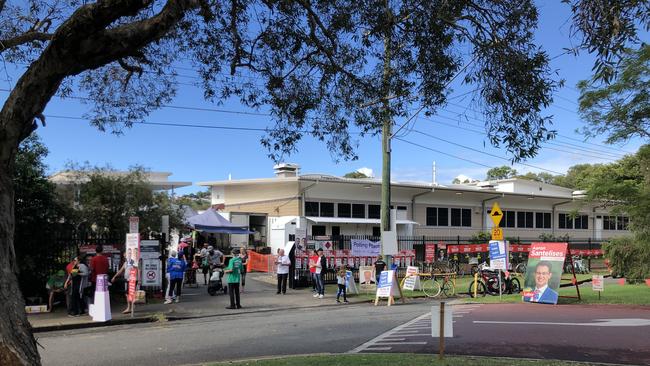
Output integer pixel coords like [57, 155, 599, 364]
[523, 261, 559, 304]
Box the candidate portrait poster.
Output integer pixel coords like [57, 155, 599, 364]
[522, 242, 567, 305]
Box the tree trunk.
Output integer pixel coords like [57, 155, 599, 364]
[0, 156, 41, 366]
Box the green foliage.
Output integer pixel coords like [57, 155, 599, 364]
[577, 44, 650, 144]
[565, 0, 649, 83]
[469, 232, 491, 244]
[516, 171, 556, 184]
[538, 233, 570, 242]
[13, 135, 66, 296]
[603, 235, 650, 281]
[176, 189, 212, 211]
[343, 171, 369, 179]
[61, 165, 185, 239]
[485, 166, 518, 180]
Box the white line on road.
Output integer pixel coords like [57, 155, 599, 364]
[364, 347, 392, 351]
[473, 318, 650, 327]
[381, 338, 406, 341]
[374, 341, 427, 345]
[348, 312, 430, 353]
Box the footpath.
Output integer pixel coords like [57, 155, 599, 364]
[28, 273, 373, 332]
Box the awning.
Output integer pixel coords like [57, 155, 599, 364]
[187, 208, 253, 234]
[305, 217, 419, 225]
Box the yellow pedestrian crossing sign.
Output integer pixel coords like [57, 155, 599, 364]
[490, 202, 503, 227]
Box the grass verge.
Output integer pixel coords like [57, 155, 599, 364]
[209, 354, 604, 366]
[462, 283, 650, 305]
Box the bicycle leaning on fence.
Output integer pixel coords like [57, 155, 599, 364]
[401, 272, 456, 298]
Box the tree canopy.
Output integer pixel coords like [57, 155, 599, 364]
[485, 165, 518, 180]
[577, 44, 649, 144]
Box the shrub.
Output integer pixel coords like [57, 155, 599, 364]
[603, 235, 650, 282]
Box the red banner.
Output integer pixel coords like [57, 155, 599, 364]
[127, 268, 138, 303]
[425, 243, 436, 263]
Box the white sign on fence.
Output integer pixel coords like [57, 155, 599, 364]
[351, 239, 381, 257]
[141, 259, 161, 287]
[402, 266, 422, 291]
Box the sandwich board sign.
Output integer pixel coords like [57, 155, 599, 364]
[346, 270, 359, 295]
[374, 270, 404, 306]
[402, 266, 422, 291]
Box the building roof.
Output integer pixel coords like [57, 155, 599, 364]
[199, 172, 583, 201]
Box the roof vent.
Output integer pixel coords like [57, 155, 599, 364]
[273, 163, 300, 178]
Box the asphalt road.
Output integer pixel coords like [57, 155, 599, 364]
[352, 303, 650, 365]
[37, 301, 433, 366]
[38, 301, 650, 366]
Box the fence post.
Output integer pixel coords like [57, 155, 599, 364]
[587, 238, 588, 268]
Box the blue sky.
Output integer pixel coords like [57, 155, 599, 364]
[2, 1, 644, 194]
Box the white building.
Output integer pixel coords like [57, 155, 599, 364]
[198, 164, 629, 253]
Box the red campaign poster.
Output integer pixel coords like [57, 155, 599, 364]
[522, 243, 568, 305]
[127, 267, 138, 303]
[447, 245, 459, 254]
[425, 243, 436, 263]
[462, 245, 472, 253]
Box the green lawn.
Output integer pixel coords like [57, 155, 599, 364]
[462, 283, 650, 305]
[210, 354, 602, 366]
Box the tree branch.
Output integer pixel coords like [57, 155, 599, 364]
[117, 58, 144, 90]
[0, 31, 53, 54]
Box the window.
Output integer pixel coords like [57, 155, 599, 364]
[352, 204, 365, 218]
[372, 226, 381, 237]
[603, 216, 615, 230]
[559, 213, 573, 229]
[603, 215, 628, 230]
[397, 206, 407, 211]
[426, 207, 437, 226]
[503, 210, 516, 228]
[368, 204, 381, 219]
[535, 212, 551, 229]
[311, 225, 326, 236]
[426, 207, 448, 226]
[332, 226, 341, 236]
[462, 208, 472, 227]
[305, 201, 319, 216]
[516, 211, 534, 228]
[574, 215, 589, 230]
[320, 202, 334, 217]
[617, 216, 629, 230]
[337, 203, 351, 218]
[451, 208, 472, 227]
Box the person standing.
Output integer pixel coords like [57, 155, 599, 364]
[374, 255, 386, 284]
[90, 245, 110, 293]
[78, 255, 91, 315]
[64, 257, 82, 317]
[308, 250, 319, 295]
[275, 249, 291, 294]
[165, 250, 186, 304]
[199, 243, 211, 285]
[239, 249, 249, 293]
[112, 251, 136, 313]
[317, 248, 327, 298]
[336, 267, 348, 304]
[224, 249, 243, 309]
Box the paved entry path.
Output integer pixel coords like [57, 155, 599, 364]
[350, 303, 650, 365]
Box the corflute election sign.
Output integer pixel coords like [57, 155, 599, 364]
[522, 242, 567, 305]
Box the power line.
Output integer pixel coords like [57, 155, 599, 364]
[419, 115, 622, 161]
[410, 129, 566, 174]
[393, 137, 493, 169]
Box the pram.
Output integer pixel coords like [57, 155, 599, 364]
[207, 267, 227, 296]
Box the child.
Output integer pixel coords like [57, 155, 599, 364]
[336, 267, 348, 304]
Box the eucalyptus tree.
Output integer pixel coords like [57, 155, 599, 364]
[0, 1, 560, 364]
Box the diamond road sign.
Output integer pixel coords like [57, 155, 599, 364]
[490, 202, 503, 227]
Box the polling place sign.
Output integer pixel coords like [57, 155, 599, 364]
[488, 240, 508, 270]
[351, 239, 381, 257]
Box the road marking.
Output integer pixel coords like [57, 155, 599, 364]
[348, 313, 430, 353]
[374, 341, 427, 345]
[381, 338, 406, 341]
[473, 318, 650, 327]
[364, 347, 392, 351]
